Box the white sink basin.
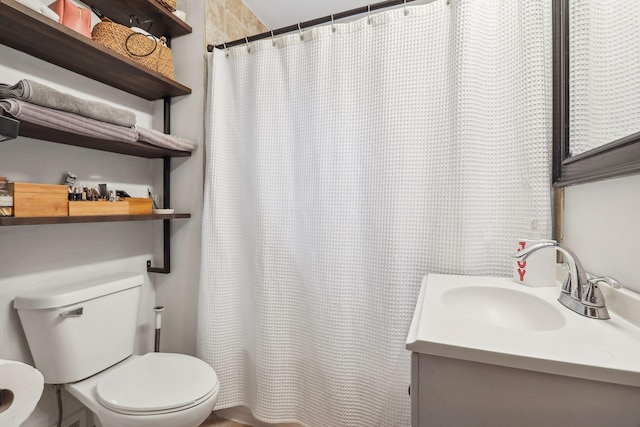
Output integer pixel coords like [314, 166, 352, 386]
[441, 286, 565, 331]
[406, 274, 640, 387]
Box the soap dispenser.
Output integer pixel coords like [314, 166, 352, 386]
[513, 220, 556, 287]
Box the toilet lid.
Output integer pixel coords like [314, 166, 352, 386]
[97, 353, 218, 414]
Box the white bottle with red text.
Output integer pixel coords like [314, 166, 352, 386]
[513, 222, 556, 287]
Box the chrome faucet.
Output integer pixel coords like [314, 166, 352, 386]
[513, 241, 620, 320]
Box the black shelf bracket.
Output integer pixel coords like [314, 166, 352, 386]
[147, 95, 172, 274]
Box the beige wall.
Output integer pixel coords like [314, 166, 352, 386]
[206, 0, 267, 46]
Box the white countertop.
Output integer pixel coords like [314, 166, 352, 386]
[406, 273, 640, 387]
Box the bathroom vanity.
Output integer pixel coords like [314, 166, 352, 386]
[406, 274, 640, 427]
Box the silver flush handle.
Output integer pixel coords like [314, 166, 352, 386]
[59, 307, 84, 318]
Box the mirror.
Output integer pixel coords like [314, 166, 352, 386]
[553, 0, 640, 186]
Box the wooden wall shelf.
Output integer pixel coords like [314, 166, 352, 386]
[0, 0, 191, 100]
[5, 113, 192, 158]
[0, 213, 191, 226]
[82, 0, 192, 39]
[0, 0, 194, 273]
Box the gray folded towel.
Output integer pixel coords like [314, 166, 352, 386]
[0, 99, 138, 143]
[0, 80, 136, 127]
[136, 126, 197, 152]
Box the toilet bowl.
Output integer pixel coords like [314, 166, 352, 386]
[66, 353, 219, 427]
[13, 273, 219, 427]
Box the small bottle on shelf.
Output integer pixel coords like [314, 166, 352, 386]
[0, 176, 14, 217]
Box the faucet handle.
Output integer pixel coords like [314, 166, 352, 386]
[586, 274, 623, 289]
[582, 279, 607, 308]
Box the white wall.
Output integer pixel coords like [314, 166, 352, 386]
[153, 0, 206, 355]
[0, 1, 205, 424]
[563, 174, 640, 294]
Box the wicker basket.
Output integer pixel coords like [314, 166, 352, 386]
[156, 0, 176, 12]
[92, 21, 174, 80]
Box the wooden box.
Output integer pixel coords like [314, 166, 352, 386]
[68, 201, 129, 216]
[126, 198, 153, 215]
[8, 182, 68, 217]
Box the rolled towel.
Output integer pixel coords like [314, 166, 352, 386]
[14, 0, 60, 21]
[0, 99, 138, 143]
[0, 79, 136, 128]
[136, 126, 197, 152]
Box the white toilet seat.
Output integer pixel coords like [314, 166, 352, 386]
[96, 353, 219, 416]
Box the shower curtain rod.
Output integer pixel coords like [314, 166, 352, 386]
[207, 0, 428, 52]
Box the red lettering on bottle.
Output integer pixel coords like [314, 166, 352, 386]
[518, 268, 526, 281]
[517, 261, 526, 269]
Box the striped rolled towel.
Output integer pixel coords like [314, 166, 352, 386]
[0, 99, 138, 143]
[136, 126, 197, 152]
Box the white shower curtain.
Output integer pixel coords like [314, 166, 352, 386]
[568, 0, 640, 155]
[199, 1, 552, 426]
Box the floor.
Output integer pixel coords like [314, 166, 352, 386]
[201, 413, 249, 427]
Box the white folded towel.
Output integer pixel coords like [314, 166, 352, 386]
[14, 0, 60, 22]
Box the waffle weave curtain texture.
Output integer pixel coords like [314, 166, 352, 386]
[200, 1, 552, 425]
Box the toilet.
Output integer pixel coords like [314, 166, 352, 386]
[14, 273, 219, 427]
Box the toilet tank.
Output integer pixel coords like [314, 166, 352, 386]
[14, 273, 144, 384]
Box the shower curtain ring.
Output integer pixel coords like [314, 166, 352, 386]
[271, 29, 275, 46]
[331, 14, 336, 33]
[223, 42, 229, 58]
[245, 36, 250, 53]
[367, 4, 371, 24]
[404, 0, 408, 15]
[298, 22, 303, 40]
